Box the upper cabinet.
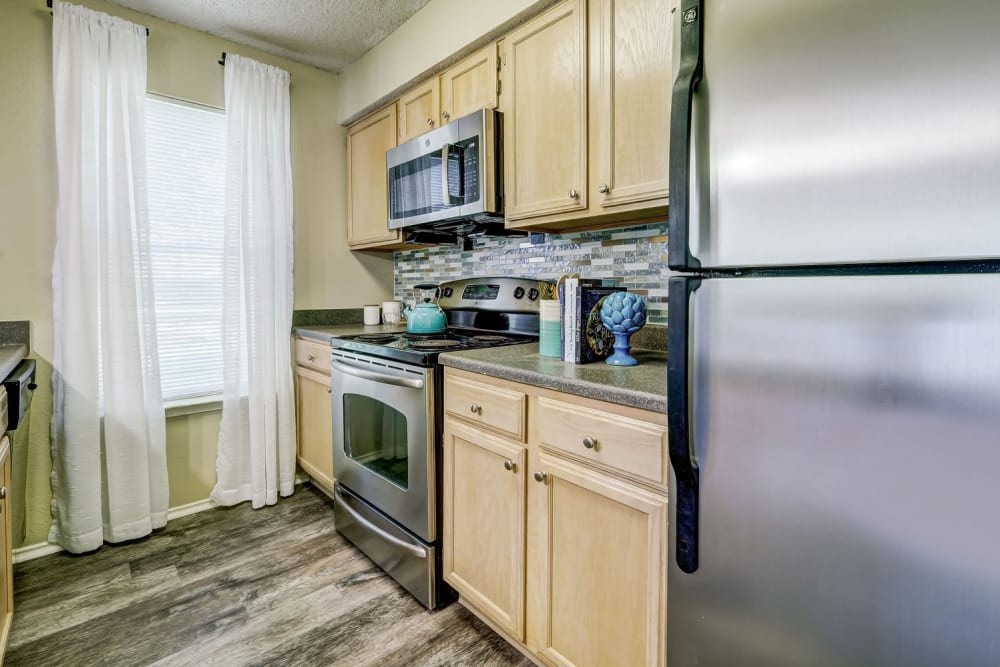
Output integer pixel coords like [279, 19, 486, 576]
[590, 0, 672, 211]
[347, 103, 405, 250]
[504, 0, 672, 230]
[440, 44, 499, 123]
[344, 0, 675, 250]
[502, 0, 589, 222]
[398, 78, 442, 143]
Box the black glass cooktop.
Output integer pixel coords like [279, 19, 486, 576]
[331, 329, 536, 366]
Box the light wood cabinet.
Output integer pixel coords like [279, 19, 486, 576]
[440, 44, 499, 123]
[347, 103, 405, 250]
[442, 420, 527, 640]
[442, 368, 668, 667]
[590, 0, 672, 211]
[0, 435, 12, 660]
[502, 0, 589, 222]
[530, 452, 667, 667]
[294, 338, 335, 494]
[398, 78, 441, 143]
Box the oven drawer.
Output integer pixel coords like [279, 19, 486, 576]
[444, 373, 526, 442]
[536, 396, 668, 488]
[295, 337, 331, 374]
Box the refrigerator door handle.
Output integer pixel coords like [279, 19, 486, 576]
[668, 277, 700, 573]
[668, 0, 704, 270]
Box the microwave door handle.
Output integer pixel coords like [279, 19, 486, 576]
[331, 359, 425, 390]
[441, 143, 452, 204]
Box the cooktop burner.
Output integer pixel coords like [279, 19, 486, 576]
[408, 339, 462, 349]
[354, 333, 400, 344]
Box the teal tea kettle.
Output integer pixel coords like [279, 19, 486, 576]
[404, 283, 447, 334]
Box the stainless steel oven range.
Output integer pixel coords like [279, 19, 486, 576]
[330, 277, 546, 609]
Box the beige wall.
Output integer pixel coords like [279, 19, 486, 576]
[337, 0, 553, 124]
[0, 0, 394, 546]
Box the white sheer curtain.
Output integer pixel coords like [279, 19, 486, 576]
[49, 1, 168, 553]
[211, 54, 296, 508]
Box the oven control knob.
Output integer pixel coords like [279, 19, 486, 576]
[513, 286, 525, 299]
[442, 287, 453, 298]
[528, 288, 539, 301]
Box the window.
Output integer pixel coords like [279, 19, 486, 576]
[146, 96, 227, 401]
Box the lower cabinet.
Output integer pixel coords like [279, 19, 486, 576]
[294, 338, 335, 494]
[530, 453, 667, 667]
[0, 435, 12, 659]
[443, 421, 526, 639]
[442, 368, 668, 667]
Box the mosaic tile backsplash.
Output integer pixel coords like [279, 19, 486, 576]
[393, 221, 670, 325]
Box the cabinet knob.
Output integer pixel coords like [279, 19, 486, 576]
[598, 184, 609, 194]
[442, 111, 450, 121]
[504, 459, 515, 472]
[582, 436, 597, 450]
[533, 471, 547, 484]
[427, 118, 435, 127]
[470, 403, 482, 414]
[568, 189, 579, 199]
[307, 354, 316, 362]
[327, 387, 332, 394]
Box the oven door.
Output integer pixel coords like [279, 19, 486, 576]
[387, 120, 464, 229]
[331, 350, 435, 541]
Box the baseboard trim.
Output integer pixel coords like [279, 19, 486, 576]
[13, 542, 63, 564]
[167, 498, 218, 521]
[14, 477, 313, 564]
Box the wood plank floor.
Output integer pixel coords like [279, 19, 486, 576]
[8, 485, 532, 666]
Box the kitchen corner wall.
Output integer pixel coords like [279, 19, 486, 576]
[394, 221, 670, 325]
[0, 0, 394, 548]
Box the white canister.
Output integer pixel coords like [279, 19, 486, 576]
[381, 301, 402, 325]
[363, 304, 381, 326]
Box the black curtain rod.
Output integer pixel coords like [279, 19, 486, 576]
[219, 52, 226, 66]
[47, 0, 150, 35]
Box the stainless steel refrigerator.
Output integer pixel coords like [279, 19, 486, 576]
[666, 1, 1000, 665]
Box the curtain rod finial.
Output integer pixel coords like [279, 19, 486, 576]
[219, 52, 227, 66]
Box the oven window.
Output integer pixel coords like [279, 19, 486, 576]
[342, 393, 409, 489]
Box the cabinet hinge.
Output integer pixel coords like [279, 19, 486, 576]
[497, 79, 502, 96]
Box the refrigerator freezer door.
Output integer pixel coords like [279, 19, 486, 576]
[673, 0, 1000, 269]
[669, 273, 1000, 666]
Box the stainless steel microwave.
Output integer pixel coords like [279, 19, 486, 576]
[387, 109, 503, 230]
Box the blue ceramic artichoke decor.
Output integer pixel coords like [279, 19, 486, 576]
[599, 292, 647, 366]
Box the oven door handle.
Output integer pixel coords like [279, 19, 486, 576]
[335, 487, 428, 559]
[331, 360, 425, 389]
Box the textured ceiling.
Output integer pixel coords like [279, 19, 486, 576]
[105, 0, 433, 72]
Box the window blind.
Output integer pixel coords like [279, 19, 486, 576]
[146, 96, 227, 401]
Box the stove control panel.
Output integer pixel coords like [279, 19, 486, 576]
[436, 277, 551, 313]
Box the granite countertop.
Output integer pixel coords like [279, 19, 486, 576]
[0, 344, 28, 381]
[440, 343, 667, 413]
[293, 323, 407, 344]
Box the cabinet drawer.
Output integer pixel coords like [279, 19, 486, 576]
[536, 396, 668, 488]
[444, 375, 526, 442]
[295, 337, 331, 374]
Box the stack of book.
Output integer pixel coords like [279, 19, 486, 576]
[558, 277, 624, 364]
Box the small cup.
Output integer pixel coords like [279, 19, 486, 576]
[539, 300, 561, 358]
[363, 304, 381, 326]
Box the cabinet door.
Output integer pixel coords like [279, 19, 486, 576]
[440, 44, 498, 123]
[443, 420, 527, 640]
[504, 0, 588, 221]
[347, 103, 400, 248]
[591, 0, 672, 209]
[530, 453, 667, 667]
[0, 436, 11, 657]
[295, 366, 335, 493]
[398, 78, 442, 143]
